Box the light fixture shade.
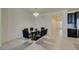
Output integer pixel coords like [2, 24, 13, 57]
[33, 12, 39, 17]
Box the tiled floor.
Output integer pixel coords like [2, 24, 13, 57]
[0, 36, 79, 50]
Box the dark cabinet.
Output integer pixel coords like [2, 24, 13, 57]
[68, 29, 77, 38]
[78, 30, 79, 38]
[68, 13, 74, 24]
[67, 12, 77, 38]
[68, 13, 77, 28]
[76, 12, 79, 38]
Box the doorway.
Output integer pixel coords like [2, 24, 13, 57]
[52, 15, 62, 39]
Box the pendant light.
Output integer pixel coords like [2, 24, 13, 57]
[33, 8, 39, 17]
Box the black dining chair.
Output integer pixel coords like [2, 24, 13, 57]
[30, 27, 33, 32]
[44, 29, 48, 35]
[41, 27, 45, 37]
[22, 28, 30, 39]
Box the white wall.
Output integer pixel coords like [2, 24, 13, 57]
[8, 9, 34, 41]
[62, 10, 67, 38]
[0, 8, 2, 47]
[2, 8, 34, 43]
[2, 9, 9, 43]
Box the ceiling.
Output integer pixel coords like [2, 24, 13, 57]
[23, 8, 79, 15]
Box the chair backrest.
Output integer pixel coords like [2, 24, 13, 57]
[41, 27, 45, 31]
[30, 27, 33, 31]
[44, 29, 48, 35]
[22, 28, 29, 38]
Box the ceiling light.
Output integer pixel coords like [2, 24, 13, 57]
[33, 12, 39, 17]
[33, 8, 39, 17]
